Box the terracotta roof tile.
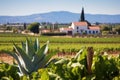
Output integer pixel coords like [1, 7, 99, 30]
[73, 21, 88, 26]
[89, 26, 100, 30]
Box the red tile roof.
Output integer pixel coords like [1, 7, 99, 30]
[89, 26, 100, 30]
[73, 21, 88, 26]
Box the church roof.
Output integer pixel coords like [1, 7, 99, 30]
[73, 21, 88, 26]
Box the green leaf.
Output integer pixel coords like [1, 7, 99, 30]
[55, 58, 68, 64]
[32, 41, 49, 65]
[41, 70, 49, 80]
[1, 50, 28, 75]
[74, 48, 83, 59]
[26, 38, 35, 60]
[34, 38, 40, 52]
[13, 43, 34, 74]
[21, 41, 26, 51]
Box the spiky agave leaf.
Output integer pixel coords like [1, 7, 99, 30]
[34, 52, 54, 70]
[26, 38, 35, 60]
[1, 50, 28, 75]
[32, 41, 49, 67]
[13, 43, 34, 74]
[38, 50, 57, 68]
[34, 38, 40, 52]
[2, 38, 54, 75]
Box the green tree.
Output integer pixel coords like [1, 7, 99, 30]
[27, 22, 40, 34]
[101, 26, 110, 31]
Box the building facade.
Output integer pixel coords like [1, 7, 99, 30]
[60, 8, 100, 35]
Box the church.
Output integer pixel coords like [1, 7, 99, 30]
[60, 8, 100, 35]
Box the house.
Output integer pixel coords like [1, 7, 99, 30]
[60, 8, 100, 35]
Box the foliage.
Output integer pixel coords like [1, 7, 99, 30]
[2, 38, 54, 76]
[39, 48, 120, 80]
[1, 33, 120, 52]
[92, 54, 119, 80]
[27, 22, 40, 34]
[115, 26, 120, 34]
[0, 62, 19, 80]
[0, 46, 120, 80]
[101, 26, 111, 31]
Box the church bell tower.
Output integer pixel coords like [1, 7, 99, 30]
[80, 7, 85, 21]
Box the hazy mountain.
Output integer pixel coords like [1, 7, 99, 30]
[0, 11, 120, 23]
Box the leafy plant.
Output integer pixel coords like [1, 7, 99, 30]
[2, 38, 53, 76]
[45, 47, 89, 80]
[92, 52, 120, 80]
[0, 62, 19, 79]
[40, 47, 120, 80]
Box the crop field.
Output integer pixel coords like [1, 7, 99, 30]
[0, 33, 120, 52]
[0, 33, 120, 80]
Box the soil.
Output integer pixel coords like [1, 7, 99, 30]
[0, 51, 119, 64]
[107, 51, 120, 57]
[0, 53, 14, 64]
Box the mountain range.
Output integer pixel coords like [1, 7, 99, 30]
[0, 11, 120, 24]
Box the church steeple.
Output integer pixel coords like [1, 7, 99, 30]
[80, 7, 85, 21]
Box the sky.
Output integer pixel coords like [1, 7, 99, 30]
[0, 0, 120, 16]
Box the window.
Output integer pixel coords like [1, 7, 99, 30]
[77, 26, 79, 29]
[96, 31, 98, 33]
[81, 30, 83, 32]
[89, 31, 91, 34]
[85, 31, 87, 34]
[93, 31, 95, 34]
[77, 30, 79, 33]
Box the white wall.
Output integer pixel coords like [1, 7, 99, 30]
[87, 30, 100, 34]
[60, 23, 100, 35]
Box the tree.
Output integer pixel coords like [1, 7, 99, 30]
[101, 26, 110, 31]
[27, 22, 40, 34]
[54, 22, 59, 30]
[115, 26, 120, 34]
[24, 23, 27, 30]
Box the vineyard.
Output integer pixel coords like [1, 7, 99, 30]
[0, 33, 120, 80]
[0, 33, 120, 51]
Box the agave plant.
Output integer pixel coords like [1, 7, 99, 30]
[3, 38, 53, 75]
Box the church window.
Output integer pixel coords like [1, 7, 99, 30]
[77, 27, 79, 29]
[89, 31, 91, 34]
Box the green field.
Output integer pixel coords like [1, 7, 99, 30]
[0, 33, 120, 79]
[0, 33, 120, 51]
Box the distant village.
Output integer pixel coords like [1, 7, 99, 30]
[0, 8, 120, 36]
